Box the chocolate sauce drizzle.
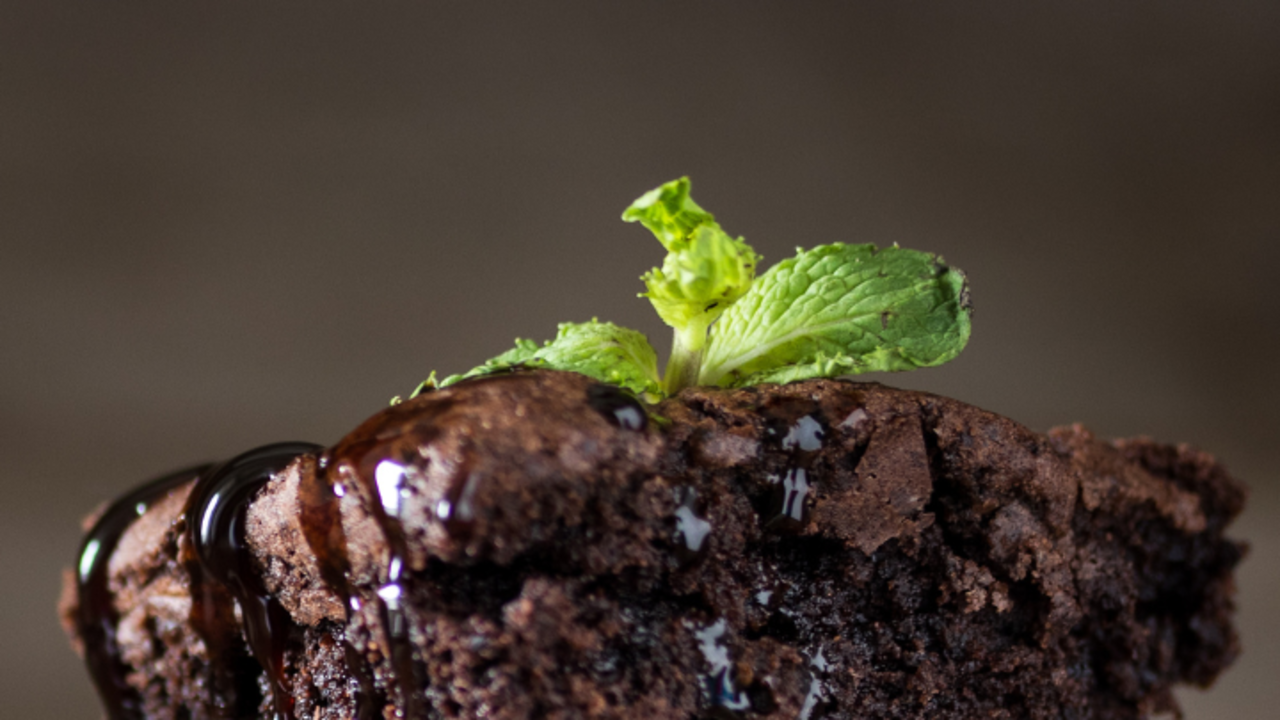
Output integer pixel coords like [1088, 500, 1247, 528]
[183, 441, 322, 720]
[300, 398, 459, 720]
[297, 453, 381, 720]
[80, 374, 653, 720]
[76, 463, 213, 720]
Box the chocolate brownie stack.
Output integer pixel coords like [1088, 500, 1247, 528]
[61, 370, 1245, 719]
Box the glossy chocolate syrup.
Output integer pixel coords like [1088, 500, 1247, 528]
[435, 453, 480, 540]
[184, 442, 322, 720]
[297, 453, 381, 720]
[84, 372, 655, 720]
[761, 401, 827, 533]
[76, 463, 212, 720]
[672, 485, 712, 565]
[301, 396, 459, 720]
[585, 383, 648, 432]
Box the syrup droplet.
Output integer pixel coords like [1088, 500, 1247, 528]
[673, 486, 712, 565]
[691, 618, 751, 717]
[781, 415, 824, 452]
[586, 383, 648, 432]
[769, 468, 811, 528]
[762, 410, 827, 533]
[185, 441, 322, 720]
[436, 459, 480, 540]
[77, 464, 212, 720]
[839, 407, 868, 429]
[377, 458, 415, 517]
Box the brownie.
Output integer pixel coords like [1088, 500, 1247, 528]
[60, 369, 1246, 719]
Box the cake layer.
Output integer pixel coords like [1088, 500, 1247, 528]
[61, 370, 1246, 719]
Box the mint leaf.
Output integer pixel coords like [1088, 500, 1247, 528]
[439, 339, 540, 385]
[621, 176, 717, 251]
[641, 224, 759, 331]
[624, 177, 761, 393]
[698, 243, 972, 387]
[439, 320, 662, 398]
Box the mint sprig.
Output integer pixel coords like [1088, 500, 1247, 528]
[417, 178, 972, 400]
[623, 178, 761, 392]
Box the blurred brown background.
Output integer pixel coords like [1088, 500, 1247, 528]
[2, 2, 1276, 717]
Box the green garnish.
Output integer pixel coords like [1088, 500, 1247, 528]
[436, 320, 661, 399]
[623, 177, 761, 391]
[421, 177, 972, 400]
[698, 243, 971, 387]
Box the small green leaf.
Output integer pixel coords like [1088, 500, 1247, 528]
[406, 370, 442, 400]
[621, 177, 716, 251]
[641, 224, 759, 331]
[627, 179, 760, 334]
[439, 320, 662, 398]
[698, 243, 972, 387]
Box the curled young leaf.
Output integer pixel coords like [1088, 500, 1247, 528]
[621, 176, 717, 251]
[641, 224, 759, 331]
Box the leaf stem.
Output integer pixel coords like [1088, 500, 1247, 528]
[663, 322, 707, 395]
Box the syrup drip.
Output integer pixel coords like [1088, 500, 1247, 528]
[435, 456, 479, 540]
[358, 458, 428, 719]
[83, 372, 645, 719]
[76, 464, 212, 720]
[297, 452, 380, 720]
[585, 383, 648, 432]
[306, 397, 460, 720]
[184, 441, 323, 720]
[762, 410, 826, 533]
[343, 607, 381, 720]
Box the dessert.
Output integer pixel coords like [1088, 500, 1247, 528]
[61, 180, 1245, 719]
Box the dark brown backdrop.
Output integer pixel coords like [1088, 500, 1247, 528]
[2, 2, 1276, 717]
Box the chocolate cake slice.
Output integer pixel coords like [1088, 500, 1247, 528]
[61, 369, 1245, 719]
